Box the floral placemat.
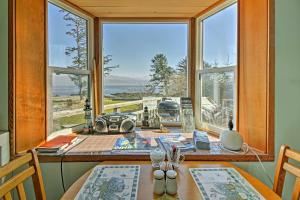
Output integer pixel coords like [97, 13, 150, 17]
[75, 165, 140, 200]
[189, 168, 265, 200]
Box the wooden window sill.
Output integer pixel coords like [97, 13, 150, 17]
[37, 128, 274, 163]
[38, 152, 274, 163]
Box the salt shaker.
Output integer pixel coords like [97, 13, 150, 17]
[153, 170, 165, 195]
[166, 170, 177, 195]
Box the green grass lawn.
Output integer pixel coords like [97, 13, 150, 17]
[53, 97, 142, 131]
[103, 98, 141, 113]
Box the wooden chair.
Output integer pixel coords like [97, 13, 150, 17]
[0, 149, 46, 200]
[273, 145, 300, 200]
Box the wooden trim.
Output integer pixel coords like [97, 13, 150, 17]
[99, 17, 190, 22]
[58, 0, 95, 18]
[236, 0, 241, 132]
[45, 0, 49, 144]
[189, 18, 196, 107]
[8, 0, 16, 159]
[38, 153, 274, 163]
[193, 0, 227, 18]
[93, 17, 100, 116]
[98, 18, 191, 112]
[238, 0, 274, 153]
[9, 0, 47, 155]
[266, 0, 275, 156]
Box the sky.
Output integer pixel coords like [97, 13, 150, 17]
[102, 23, 188, 78]
[48, 2, 237, 84]
[203, 3, 237, 67]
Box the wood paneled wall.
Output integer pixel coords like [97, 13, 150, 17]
[9, 0, 47, 155]
[238, 0, 274, 153]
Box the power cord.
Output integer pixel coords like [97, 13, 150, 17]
[60, 137, 87, 192]
[219, 142, 273, 185]
[60, 154, 66, 192]
[248, 147, 273, 185]
[219, 143, 249, 155]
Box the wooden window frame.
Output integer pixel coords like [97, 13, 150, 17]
[194, 0, 275, 155]
[195, 0, 238, 135]
[47, 0, 95, 137]
[8, 0, 274, 160]
[98, 18, 193, 116]
[8, 0, 97, 157]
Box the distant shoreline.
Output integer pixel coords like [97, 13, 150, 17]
[53, 85, 146, 96]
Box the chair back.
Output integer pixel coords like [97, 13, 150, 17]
[0, 149, 46, 200]
[273, 145, 300, 200]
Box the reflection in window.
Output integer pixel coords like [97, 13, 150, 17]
[201, 72, 235, 129]
[200, 3, 237, 131]
[51, 74, 89, 132]
[48, 2, 90, 134]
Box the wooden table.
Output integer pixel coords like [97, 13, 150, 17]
[61, 161, 281, 200]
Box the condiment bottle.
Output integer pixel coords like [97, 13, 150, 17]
[166, 170, 177, 195]
[153, 170, 165, 195]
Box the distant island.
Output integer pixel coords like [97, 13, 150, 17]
[104, 75, 148, 86]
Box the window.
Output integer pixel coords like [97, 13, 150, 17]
[198, 2, 237, 133]
[101, 23, 188, 124]
[9, 0, 274, 157]
[48, 1, 92, 135]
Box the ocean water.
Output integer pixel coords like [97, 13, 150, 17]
[52, 85, 145, 96]
[104, 85, 145, 96]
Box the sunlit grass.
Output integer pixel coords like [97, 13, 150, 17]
[53, 97, 141, 131]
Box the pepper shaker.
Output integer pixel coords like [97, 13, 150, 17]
[153, 170, 165, 195]
[166, 170, 177, 195]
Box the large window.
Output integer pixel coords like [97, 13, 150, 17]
[198, 2, 237, 133]
[101, 23, 188, 124]
[48, 1, 92, 135]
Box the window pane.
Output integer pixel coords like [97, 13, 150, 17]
[48, 3, 88, 69]
[50, 74, 89, 132]
[201, 72, 235, 130]
[202, 3, 237, 68]
[102, 23, 188, 123]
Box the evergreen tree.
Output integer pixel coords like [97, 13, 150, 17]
[176, 57, 187, 74]
[62, 11, 87, 100]
[169, 57, 187, 97]
[147, 54, 174, 96]
[103, 55, 119, 77]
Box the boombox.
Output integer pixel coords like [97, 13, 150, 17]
[94, 113, 136, 133]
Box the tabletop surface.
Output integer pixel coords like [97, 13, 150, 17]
[61, 161, 281, 200]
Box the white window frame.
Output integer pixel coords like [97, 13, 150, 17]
[47, 0, 94, 137]
[195, 0, 238, 134]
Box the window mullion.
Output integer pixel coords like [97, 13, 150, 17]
[49, 66, 91, 75]
[198, 66, 235, 75]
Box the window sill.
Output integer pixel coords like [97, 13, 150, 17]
[38, 151, 274, 163]
[37, 128, 274, 163]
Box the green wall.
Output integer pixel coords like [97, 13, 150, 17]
[0, 0, 8, 130]
[0, 0, 299, 199]
[235, 1, 300, 199]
